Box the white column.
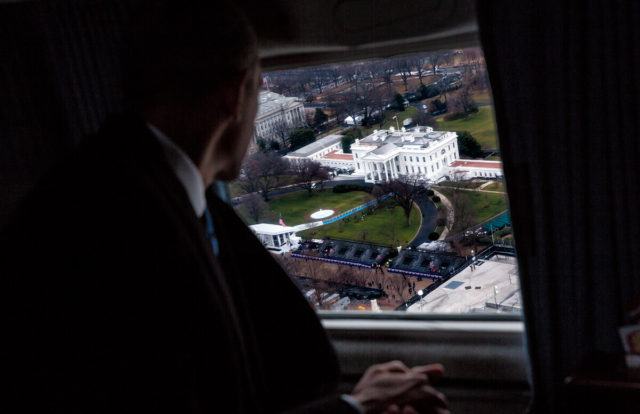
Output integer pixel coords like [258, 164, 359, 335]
[392, 158, 398, 179]
[382, 161, 389, 182]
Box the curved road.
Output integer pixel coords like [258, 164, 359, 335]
[408, 194, 438, 246]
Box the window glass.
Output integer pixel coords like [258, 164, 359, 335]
[231, 46, 520, 314]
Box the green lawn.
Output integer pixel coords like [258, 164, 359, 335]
[264, 190, 370, 226]
[483, 182, 505, 192]
[298, 203, 421, 246]
[436, 180, 483, 190]
[361, 107, 419, 136]
[435, 187, 508, 225]
[435, 105, 499, 150]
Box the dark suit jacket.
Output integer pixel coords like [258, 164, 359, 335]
[1, 114, 356, 414]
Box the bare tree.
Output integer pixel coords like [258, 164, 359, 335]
[451, 189, 476, 234]
[326, 94, 349, 125]
[411, 55, 428, 84]
[380, 175, 426, 226]
[271, 118, 293, 148]
[288, 159, 330, 197]
[415, 109, 436, 127]
[455, 85, 477, 116]
[395, 58, 412, 92]
[343, 89, 363, 126]
[241, 193, 267, 223]
[389, 274, 410, 304]
[341, 63, 363, 94]
[425, 51, 451, 77]
[238, 152, 288, 201]
[328, 66, 342, 88]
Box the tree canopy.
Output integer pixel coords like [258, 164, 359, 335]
[457, 131, 483, 158]
[289, 128, 316, 151]
[313, 108, 328, 126]
[341, 127, 362, 153]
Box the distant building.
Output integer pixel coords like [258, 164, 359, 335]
[284, 133, 355, 171]
[350, 126, 459, 183]
[448, 160, 503, 181]
[249, 223, 298, 251]
[253, 91, 305, 143]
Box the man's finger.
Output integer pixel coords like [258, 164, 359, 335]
[411, 364, 445, 382]
[378, 360, 411, 373]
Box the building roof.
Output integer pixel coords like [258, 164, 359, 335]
[323, 150, 353, 161]
[450, 160, 503, 169]
[407, 257, 520, 313]
[286, 134, 343, 157]
[250, 223, 296, 235]
[371, 142, 399, 155]
[355, 127, 454, 150]
[257, 91, 301, 119]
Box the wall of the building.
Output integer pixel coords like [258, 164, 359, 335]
[450, 167, 503, 181]
[252, 103, 305, 142]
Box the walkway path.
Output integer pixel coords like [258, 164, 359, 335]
[432, 189, 454, 240]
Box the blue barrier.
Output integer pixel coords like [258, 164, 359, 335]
[321, 194, 393, 225]
[291, 253, 373, 268]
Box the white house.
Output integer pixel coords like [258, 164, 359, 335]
[350, 126, 460, 183]
[253, 91, 305, 143]
[448, 160, 503, 180]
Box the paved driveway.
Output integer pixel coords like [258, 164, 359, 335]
[408, 194, 438, 246]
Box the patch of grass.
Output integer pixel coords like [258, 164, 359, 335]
[298, 203, 421, 246]
[435, 225, 445, 234]
[265, 190, 370, 226]
[436, 187, 508, 225]
[361, 107, 419, 136]
[483, 182, 505, 192]
[435, 105, 498, 150]
[436, 180, 482, 190]
[485, 155, 502, 161]
[318, 126, 344, 137]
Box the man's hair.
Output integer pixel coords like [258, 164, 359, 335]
[122, 0, 258, 110]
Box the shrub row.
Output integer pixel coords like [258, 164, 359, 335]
[332, 184, 373, 193]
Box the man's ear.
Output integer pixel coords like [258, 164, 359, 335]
[223, 69, 250, 121]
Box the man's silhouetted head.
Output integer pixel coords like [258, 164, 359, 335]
[122, 1, 261, 185]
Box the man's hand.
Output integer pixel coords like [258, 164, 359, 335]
[350, 361, 449, 414]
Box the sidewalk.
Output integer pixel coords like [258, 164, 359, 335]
[432, 189, 454, 240]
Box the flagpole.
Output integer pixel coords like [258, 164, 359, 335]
[395, 115, 400, 130]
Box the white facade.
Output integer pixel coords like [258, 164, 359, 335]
[253, 91, 305, 143]
[249, 223, 297, 250]
[448, 160, 503, 181]
[284, 133, 355, 170]
[350, 126, 459, 183]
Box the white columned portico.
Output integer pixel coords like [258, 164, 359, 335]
[391, 157, 398, 179]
